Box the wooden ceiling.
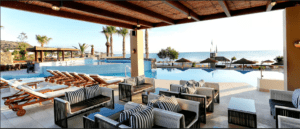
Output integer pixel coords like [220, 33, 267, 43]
[1, 1, 298, 29]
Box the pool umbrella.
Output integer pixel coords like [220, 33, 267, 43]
[200, 58, 218, 68]
[202, 69, 216, 77]
[260, 60, 274, 79]
[235, 70, 252, 74]
[232, 58, 256, 70]
[175, 58, 192, 68]
[214, 56, 230, 67]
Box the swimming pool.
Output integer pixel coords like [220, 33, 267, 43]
[1, 67, 283, 87]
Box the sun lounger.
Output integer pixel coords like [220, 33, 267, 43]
[68, 72, 91, 87]
[3, 84, 69, 106]
[1, 77, 45, 90]
[78, 73, 98, 87]
[45, 70, 64, 82]
[7, 85, 79, 116]
[89, 74, 123, 87]
[54, 71, 75, 84]
[59, 71, 81, 84]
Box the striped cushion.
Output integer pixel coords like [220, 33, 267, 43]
[119, 104, 143, 122]
[85, 85, 101, 99]
[157, 96, 181, 112]
[130, 106, 154, 128]
[65, 88, 85, 104]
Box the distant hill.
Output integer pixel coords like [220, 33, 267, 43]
[0, 40, 33, 51]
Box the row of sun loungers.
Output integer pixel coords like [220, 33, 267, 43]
[1, 70, 125, 116]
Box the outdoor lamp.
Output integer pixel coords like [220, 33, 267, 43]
[271, 0, 276, 6]
[52, 6, 60, 11]
[132, 49, 136, 54]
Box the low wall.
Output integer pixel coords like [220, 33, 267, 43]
[0, 52, 13, 65]
[257, 78, 284, 92]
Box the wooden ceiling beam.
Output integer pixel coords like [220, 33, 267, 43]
[218, 1, 231, 17]
[44, 1, 154, 28]
[1, 1, 136, 29]
[104, 1, 175, 25]
[163, 1, 200, 21]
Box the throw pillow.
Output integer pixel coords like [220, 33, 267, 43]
[157, 96, 181, 112]
[181, 84, 196, 94]
[186, 80, 195, 87]
[199, 80, 205, 87]
[292, 89, 300, 108]
[65, 88, 85, 104]
[136, 75, 145, 85]
[147, 99, 159, 108]
[130, 106, 154, 128]
[85, 85, 101, 99]
[119, 104, 143, 122]
[126, 77, 136, 86]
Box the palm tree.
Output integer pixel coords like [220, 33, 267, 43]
[117, 28, 129, 58]
[73, 43, 90, 58]
[36, 35, 52, 47]
[101, 26, 110, 57]
[106, 26, 117, 57]
[145, 29, 149, 58]
[229, 56, 236, 69]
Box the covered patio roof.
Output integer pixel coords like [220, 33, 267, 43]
[1, 1, 298, 29]
[27, 46, 79, 52]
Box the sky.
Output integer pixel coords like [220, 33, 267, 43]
[1, 7, 284, 54]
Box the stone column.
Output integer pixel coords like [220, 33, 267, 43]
[283, 6, 300, 91]
[130, 30, 144, 77]
[35, 51, 38, 62]
[62, 50, 65, 61]
[40, 50, 43, 62]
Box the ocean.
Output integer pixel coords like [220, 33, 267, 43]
[115, 50, 283, 63]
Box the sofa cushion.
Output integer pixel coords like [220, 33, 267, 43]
[136, 75, 145, 86]
[119, 104, 143, 122]
[133, 83, 153, 93]
[65, 88, 85, 104]
[178, 110, 196, 127]
[199, 80, 205, 87]
[85, 85, 101, 99]
[269, 99, 294, 117]
[70, 95, 110, 113]
[292, 89, 300, 108]
[130, 106, 154, 128]
[125, 77, 136, 86]
[181, 85, 196, 94]
[157, 96, 181, 112]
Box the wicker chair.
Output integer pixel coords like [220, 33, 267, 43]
[94, 99, 200, 128]
[269, 89, 300, 128]
[278, 115, 300, 128]
[54, 86, 114, 128]
[119, 75, 155, 102]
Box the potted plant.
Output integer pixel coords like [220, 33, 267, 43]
[192, 62, 196, 67]
[91, 45, 94, 55]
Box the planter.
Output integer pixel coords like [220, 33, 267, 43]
[91, 48, 94, 55]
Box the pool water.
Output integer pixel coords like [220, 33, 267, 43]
[1, 68, 283, 87]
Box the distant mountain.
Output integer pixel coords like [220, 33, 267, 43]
[0, 40, 33, 51]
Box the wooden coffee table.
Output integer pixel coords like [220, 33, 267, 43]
[228, 97, 257, 128]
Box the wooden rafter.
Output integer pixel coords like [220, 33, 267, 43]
[44, 1, 154, 28]
[163, 1, 200, 21]
[218, 1, 231, 17]
[1, 1, 137, 29]
[104, 1, 175, 25]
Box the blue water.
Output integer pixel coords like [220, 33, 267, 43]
[115, 50, 283, 63]
[87, 104, 124, 121]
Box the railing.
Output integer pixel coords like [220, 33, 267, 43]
[125, 65, 131, 77]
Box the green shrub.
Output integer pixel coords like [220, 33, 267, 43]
[192, 62, 196, 67]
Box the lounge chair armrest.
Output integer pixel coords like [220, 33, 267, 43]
[270, 89, 293, 102]
[170, 84, 183, 92]
[94, 114, 130, 128]
[275, 105, 300, 112]
[153, 108, 184, 128]
[278, 115, 300, 128]
[54, 97, 72, 114]
[195, 87, 214, 97]
[204, 82, 220, 91]
[145, 78, 155, 85]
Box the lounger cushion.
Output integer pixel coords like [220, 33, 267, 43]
[85, 85, 101, 99]
[65, 88, 86, 104]
[18, 86, 48, 98]
[119, 104, 143, 122]
[130, 106, 154, 128]
[157, 96, 181, 112]
[125, 77, 136, 86]
[178, 110, 196, 127]
[269, 99, 294, 117]
[136, 75, 145, 86]
[105, 79, 121, 84]
[292, 89, 300, 108]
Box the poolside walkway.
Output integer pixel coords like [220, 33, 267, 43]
[1, 80, 275, 128]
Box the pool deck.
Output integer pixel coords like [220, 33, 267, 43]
[0, 79, 275, 128]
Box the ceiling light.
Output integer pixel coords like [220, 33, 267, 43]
[137, 20, 140, 27]
[187, 11, 192, 19]
[52, 6, 60, 11]
[271, 0, 276, 6]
